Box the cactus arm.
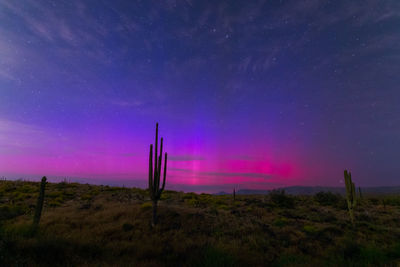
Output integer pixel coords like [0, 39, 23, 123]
[160, 153, 167, 192]
[149, 144, 153, 198]
[154, 123, 158, 182]
[156, 155, 162, 192]
[158, 138, 163, 176]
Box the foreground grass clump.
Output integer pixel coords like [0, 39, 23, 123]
[1, 180, 400, 266]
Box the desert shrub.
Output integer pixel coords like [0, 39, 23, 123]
[314, 191, 341, 206]
[273, 217, 288, 227]
[382, 196, 400, 206]
[328, 239, 394, 266]
[56, 180, 68, 190]
[3, 182, 17, 192]
[48, 197, 63, 207]
[122, 223, 134, 232]
[19, 184, 36, 193]
[160, 193, 170, 200]
[78, 202, 91, 210]
[182, 193, 197, 200]
[359, 245, 387, 264]
[369, 198, 380, 205]
[273, 252, 310, 266]
[11, 192, 28, 202]
[62, 190, 75, 199]
[190, 246, 236, 267]
[81, 193, 94, 201]
[387, 242, 400, 259]
[341, 238, 361, 260]
[1, 235, 103, 266]
[217, 204, 229, 210]
[46, 191, 63, 199]
[186, 198, 201, 207]
[269, 190, 295, 209]
[0, 205, 26, 220]
[140, 202, 152, 211]
[303, 225, 318, 235]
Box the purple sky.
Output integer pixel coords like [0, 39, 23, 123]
[0, 0, 399, 192]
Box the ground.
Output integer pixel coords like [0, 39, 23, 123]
[1, 180, 400, 266]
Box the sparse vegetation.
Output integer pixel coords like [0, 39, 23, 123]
[1, 180, 400, 266]
[269, 189, 295, 209]
[314, 191, 341, 206]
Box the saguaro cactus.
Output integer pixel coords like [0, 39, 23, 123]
[344, 170, 356, 224]
[233, 188, 236, 201]
[148, 123, 167, 226]
[33, 176, 47, 228]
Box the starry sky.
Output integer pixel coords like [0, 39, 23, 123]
[0, 0, 399, 192]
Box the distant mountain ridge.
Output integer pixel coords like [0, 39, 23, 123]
[214, 186, 400, 195]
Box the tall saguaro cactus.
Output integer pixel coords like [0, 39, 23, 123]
[148, 123, 167, 226]
[344, 170, 357, 224]
[33, 176, 47, 228]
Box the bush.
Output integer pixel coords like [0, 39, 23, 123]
[269, 190, 295, 209]
[382, 196, 400, 206]
[0, 205, 26, 220]
[273, 217, 288, 227]
[140, 202, 152, 211]
[122, 223, 134, 232]
[369, 198, 380, 205]
[303, 225, 318, 235]
[190, 246, 236, 267]
[314, 191, 341, 206]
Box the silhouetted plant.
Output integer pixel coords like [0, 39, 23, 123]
[32, 176, 47, 228]
[344, 170, 357, 224]
[148, 123, 168, 226]
[233, 188, 236, 202]
[382, 198, 387, 210]
[269, 189, 295, 209]
[314, 191, 341, 206]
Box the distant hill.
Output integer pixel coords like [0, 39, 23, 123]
[214, 189, 268, 195]
[214, 186, 400, 195]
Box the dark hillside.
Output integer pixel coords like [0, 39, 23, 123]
[1, 180, 400, 266]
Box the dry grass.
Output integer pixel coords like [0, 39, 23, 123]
[1, 180, 400, 266]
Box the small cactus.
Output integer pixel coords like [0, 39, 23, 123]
[33, 176, 47, 228]
[344, 170, 356, 224]
[148, 123, 167, 226]
[233, 188, 236, 201]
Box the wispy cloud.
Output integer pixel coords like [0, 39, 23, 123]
[232, 155, 265, 161]
[169, 155, 205, 161]
[111, 100, 143, 108]
[0, 118, 48, 155]
[170, 168, 272, 179]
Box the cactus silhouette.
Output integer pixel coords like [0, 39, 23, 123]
[148, 123, 167, 226]
[344, 170, 356, 224]
[33, 176, 47, 228]
[233, 188, 236, 201]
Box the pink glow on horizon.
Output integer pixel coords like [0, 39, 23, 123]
[0, 118, 339, 192]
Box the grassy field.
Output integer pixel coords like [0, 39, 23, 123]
[1, 180, 400, 266]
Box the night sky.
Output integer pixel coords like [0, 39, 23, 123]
[1, 0, 399, 192]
